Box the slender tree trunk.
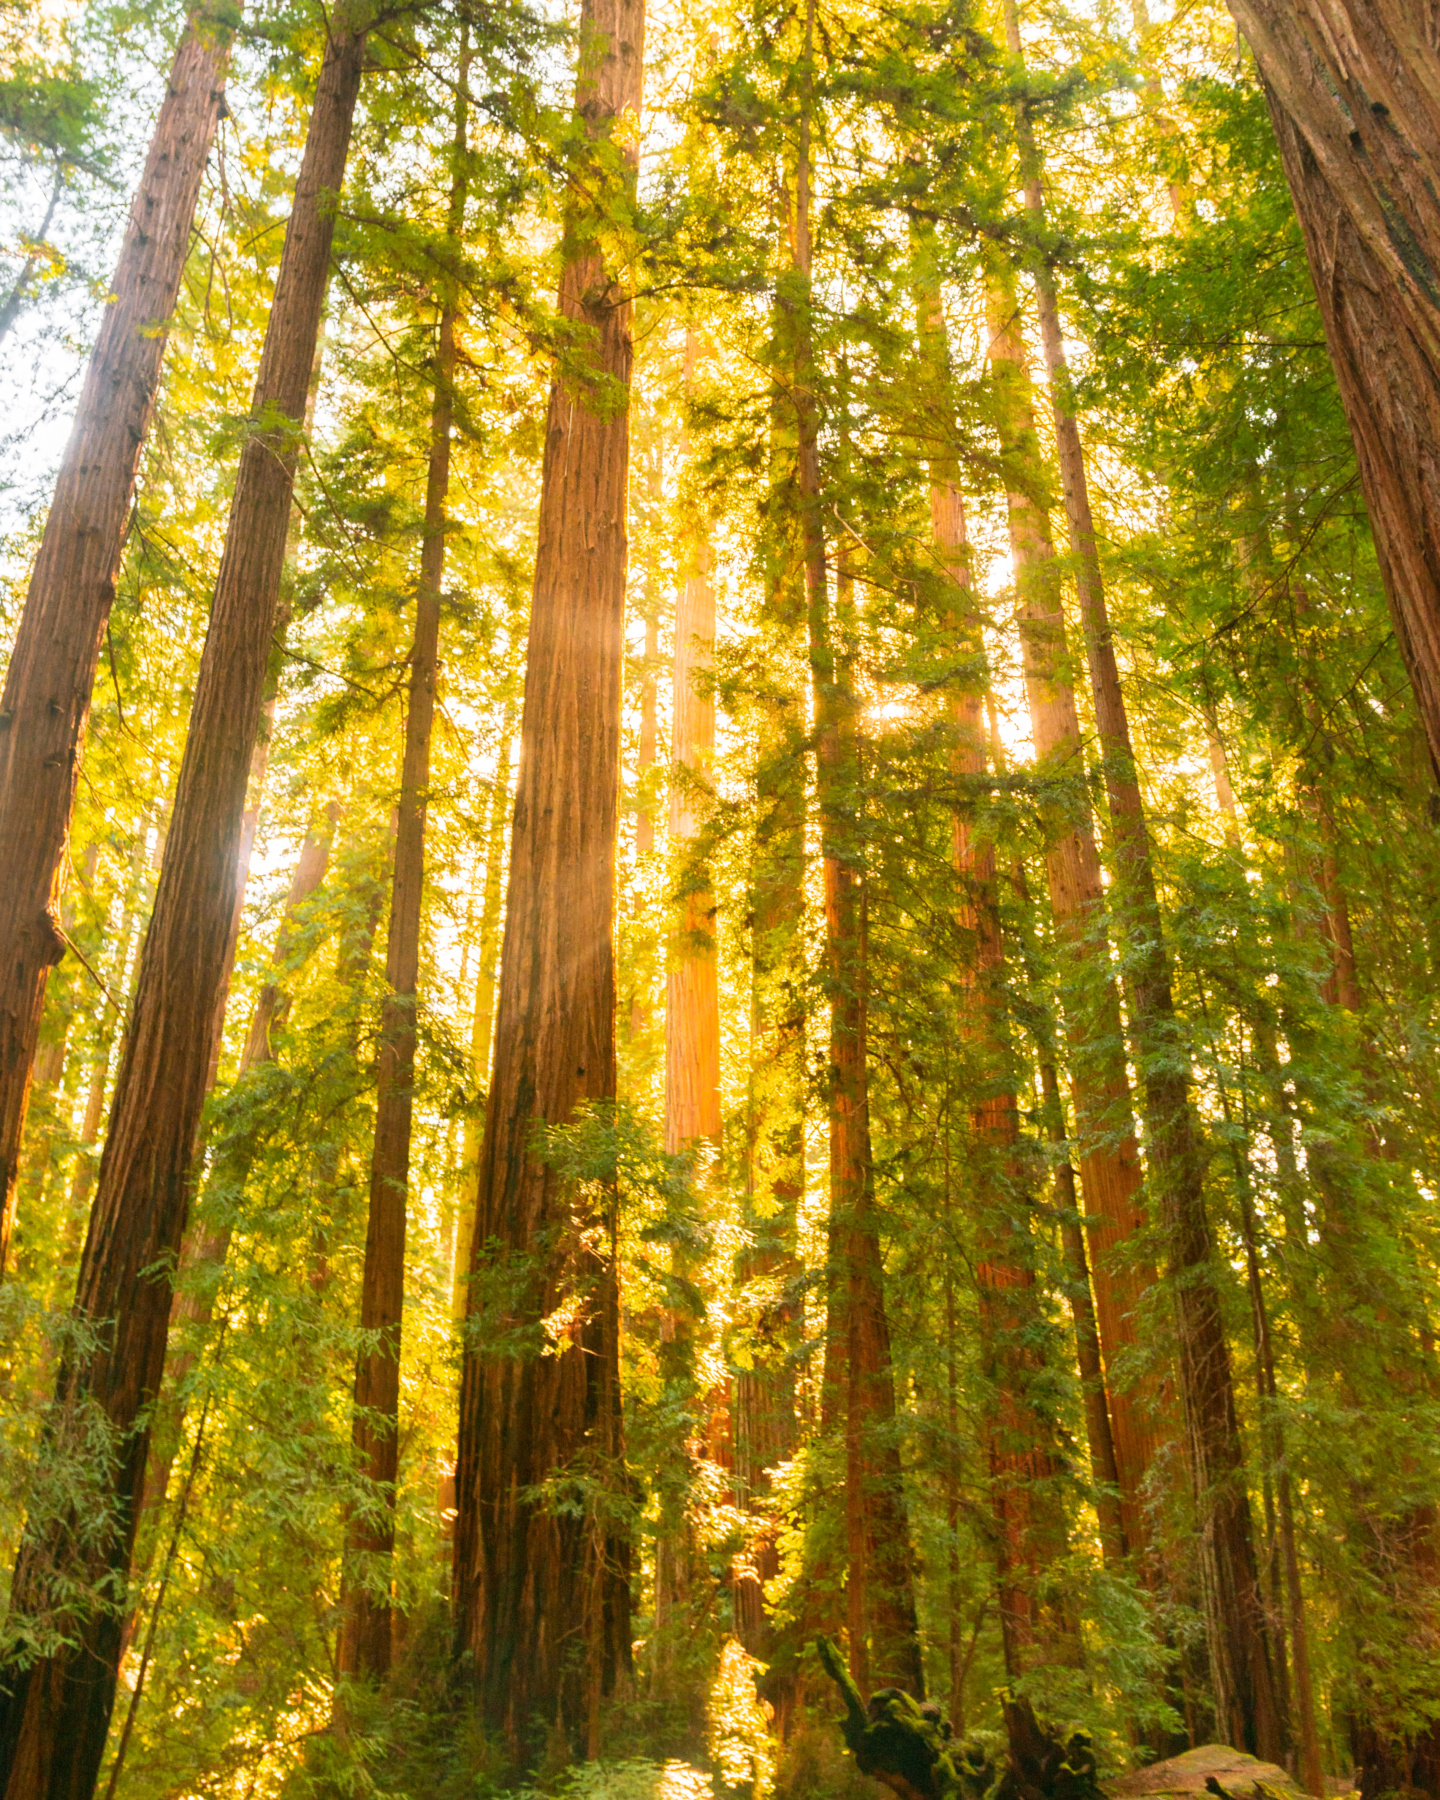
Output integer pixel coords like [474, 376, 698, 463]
[734, 213, 809, 1681]
[0, 21, 366, 1790]
[987, 152, 1284, 1747]
[912, 236, 1071, 1676]
[451, 716, 514, 1326]
[136, 815, 334, 1558]
[1223, 0, 1440, 778]
[336, 45, 469, 1688]
[1040, 1055, 1126, 1566]
[451, 0, 643, 1753]
[0, 8, 233, 1275]
[983, 253, 1162, 1569]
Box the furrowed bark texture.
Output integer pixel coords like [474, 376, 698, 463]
[0, 27, 364, 1794]
[1225, 0, 1440, 778]
[0, 10, 231, 1276]
[986, 250, 1283, 1756]
[452, 0, 642, 1753]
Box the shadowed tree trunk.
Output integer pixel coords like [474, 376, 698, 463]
[0, 19, 366, 1791]
[1225, 0, 1440, 779]
[337, 43, 469, 1688]
[451, 0, 643, 1755]
[0, 7, 234, 1276]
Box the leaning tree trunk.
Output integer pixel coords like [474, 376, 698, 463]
[985, 237, 1285, 1758]
[451, 0, 643, 1756]
[0, 20, 366, 1792]
[337, 45, 468, 1687]
[1224, 0, 1440, 780]
[0, 6, 233, 1276]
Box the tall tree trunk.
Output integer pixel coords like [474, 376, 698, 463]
[734, 218, 809, 1675]
[451, 0, 643, 1754]
[786, 109, 921, 1689]
[986, 196, 1284, 1751]
[982, 253, 1163, 1572]
[336, 44, 469, 1688]
[1223, 0, 1440, 778]
[451, 715, 514, 1325]
[0, 8, 233, 1274]
[0, 20, 366, 1791]
[913, 234, 1072, 1675]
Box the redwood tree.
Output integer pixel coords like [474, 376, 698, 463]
[451, 0, 644, 1753]
[0, 7, 233, 1276]
[1226, 0, 1440, 780]
[0, 17, 368, 1789]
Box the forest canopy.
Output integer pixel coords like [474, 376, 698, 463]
[1, 0, 1439, 1795]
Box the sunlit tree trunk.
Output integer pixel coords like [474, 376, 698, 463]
[1225, 0, 1440, 778]
[451, 0, 643, 1753]
[0, 8, 233, 1275]
[0, 19, 366, 1789]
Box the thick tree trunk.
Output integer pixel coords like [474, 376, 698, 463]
[1224, 0, 1440, 778]
[985, 230, 1284, 1753]
[451, 0, 643, 1754]
[451, 717, 514, 1326]
[982, 255, 1162, 1570]
[337, 51, 468, 1686]
[0, 9, 233, 1275]
[0, 22, 365, 1793]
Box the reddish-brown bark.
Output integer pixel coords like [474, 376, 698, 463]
[0, 10, 233, 1277]
[1225, 0, 1440, 778]
[451, 0, 643, 1752]
[0, 22, 365, 1792]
